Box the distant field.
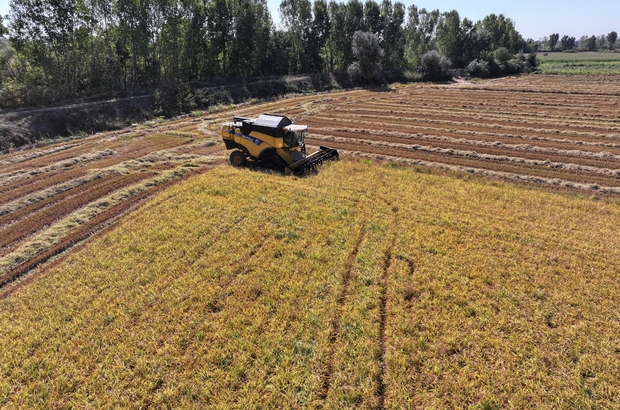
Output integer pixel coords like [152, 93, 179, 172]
[1, 162, 619, 408]
[538, 52, 620, 74]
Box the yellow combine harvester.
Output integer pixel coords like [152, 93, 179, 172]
[220, 113, 338, 175]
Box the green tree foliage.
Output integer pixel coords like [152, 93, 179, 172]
[587, 35, 597, 51]
[347, 30, 383, 81]
[380, 0, 405, 68]
[478, 14, 523, 53]
[549, 33, 559, 51]
[560, 35, 576, 51]
[279, 0, 313, 74]
[325, 1, 347, 71]
[311, 0, 331, 72]
[404, 6, 439, 67]
[1, 0, 532, 109]
[460, 19, 491, 63]
[0, 16, 8, 37]
[418, 50, 451, 81]
[608, 31, 618, 50]
[579, 35, 597, 51]
[464, 59, 490, 78]
[436, 10, 463, 67]
[526, 38, 538, 53]
[363, 0, 382, 36]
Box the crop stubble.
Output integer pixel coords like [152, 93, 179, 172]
[0, 120, 224, 290]
[302, 79, 620, 193]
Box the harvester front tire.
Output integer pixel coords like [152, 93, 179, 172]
[230, 151, 247, 167]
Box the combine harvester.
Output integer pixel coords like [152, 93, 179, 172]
[220, 113, 338, 175]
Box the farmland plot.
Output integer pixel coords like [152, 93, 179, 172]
[0, 118, 224, 289]
[1, 81, 619, 268]
[2, 74, 620, 310]
[537, 52, 620, 75]
[1, 75, 620, 409]
[205, 75, 620, 194]
[1, 162, 619, 409]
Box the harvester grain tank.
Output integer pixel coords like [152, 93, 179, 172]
[220, 113, 338, 175]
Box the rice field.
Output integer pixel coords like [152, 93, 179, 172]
[1, 75, 620, 408]
[3, 75, 620, 290]
[219, 74, 620, 194]
[2, 74, 620, 301]
[1, 161, 619, 408]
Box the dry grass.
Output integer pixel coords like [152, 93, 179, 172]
[0, 120, 223, 281]
[0, 158, 219, 278]
[0, 149, 116, 186]
[1, 161, 619, 409]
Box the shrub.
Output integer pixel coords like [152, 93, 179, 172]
[505, 59, 523, 74]
[493, 47, 513, 65]
[479, 51, 502, 77]
[465, 60, 490, 78]
[418, 51, 452, 81]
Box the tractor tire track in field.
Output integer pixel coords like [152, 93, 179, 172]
[173, 218, 268, 357]
[202, 232, 269, 316]
[376, 206, 399, 409]
[320, 223, 367, 402]
[396, 255, 416, 278]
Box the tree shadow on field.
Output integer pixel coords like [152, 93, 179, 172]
[363, 85, 395, 93]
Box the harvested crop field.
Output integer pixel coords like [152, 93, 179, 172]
[2, 74, 620, 298]
[0, 119, 224, 289]
[1, 161, 620, 409]
[214, 74, 620, 194]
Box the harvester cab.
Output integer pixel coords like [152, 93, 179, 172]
[220, 113, 338, 175]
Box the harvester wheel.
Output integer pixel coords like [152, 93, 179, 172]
[230, 150, 247, 167]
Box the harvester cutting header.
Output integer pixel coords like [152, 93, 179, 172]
[220, 113, 338, 175]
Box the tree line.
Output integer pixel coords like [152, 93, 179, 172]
[539, 32, 617, 52]
[0, 0, 532, 108]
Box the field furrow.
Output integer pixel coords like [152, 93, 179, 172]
[0, 136, 193, 204]
[0, 162, 218, 289]
[321, 223, 366, 401]
[0, 172, 152, 257]
[306, 119, 620, 152]
[333, 105, 620, 133]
